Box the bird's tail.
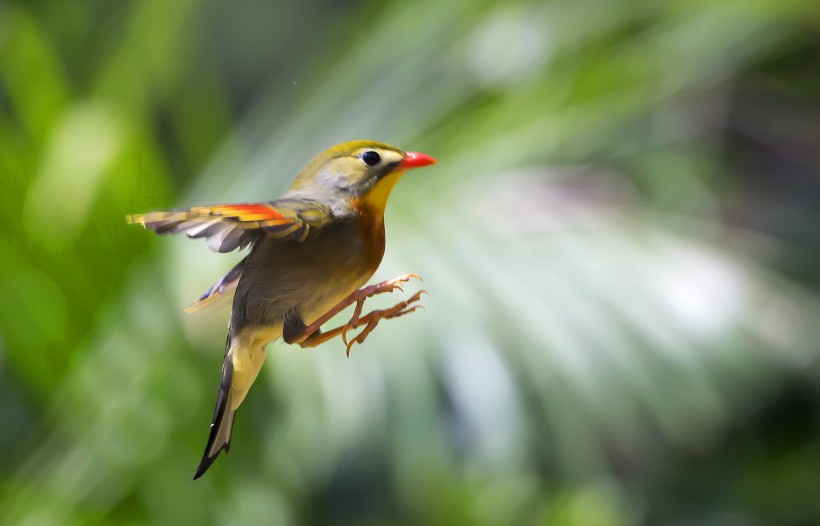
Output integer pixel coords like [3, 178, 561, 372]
[193, 335, 266, 479]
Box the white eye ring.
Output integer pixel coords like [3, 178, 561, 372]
[360, 150, 381, 166]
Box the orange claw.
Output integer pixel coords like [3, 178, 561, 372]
[296, 274, 426, 355]
[342, 289, 427, 356]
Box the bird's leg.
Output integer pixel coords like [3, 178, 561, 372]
[283, 274, 425, 353]
[298, 290, 425, 354]
[339, 290, 425, 355]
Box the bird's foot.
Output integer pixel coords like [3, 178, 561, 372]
[341, 289, 426, 356]
[291, 274, 425, 351]
[358, 273, 422, 298]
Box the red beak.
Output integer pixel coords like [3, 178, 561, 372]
[400, 151, 437, 169]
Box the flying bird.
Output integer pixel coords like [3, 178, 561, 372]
[128, 141, 436, 479]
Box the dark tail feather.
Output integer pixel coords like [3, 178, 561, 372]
[194, 338, 236, 480]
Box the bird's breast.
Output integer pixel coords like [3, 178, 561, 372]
[301, 210, 385, 324]
[232, 210, 386, 335]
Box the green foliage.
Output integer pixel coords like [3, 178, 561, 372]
[1, 0, 819, 524]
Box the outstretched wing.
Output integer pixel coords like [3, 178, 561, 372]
[127, 199, 334, 253]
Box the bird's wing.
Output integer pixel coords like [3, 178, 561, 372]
[127, 199, 334, 253]
[185, 256, 248, 314]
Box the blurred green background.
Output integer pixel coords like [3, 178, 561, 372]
[2, 0, 820, 524]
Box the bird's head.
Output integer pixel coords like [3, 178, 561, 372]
[287, 140, 436, 212]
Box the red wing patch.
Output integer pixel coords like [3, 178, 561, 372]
[194, 204, 288, 223]
[127, 200, 330, 252]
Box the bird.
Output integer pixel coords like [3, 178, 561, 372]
[127, 140, 436, 479]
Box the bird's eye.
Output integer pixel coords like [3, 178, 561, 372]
[361, 150, 381, 166]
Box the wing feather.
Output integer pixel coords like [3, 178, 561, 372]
[127, 200, 333, 253]
[186, 256, 247, 313]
